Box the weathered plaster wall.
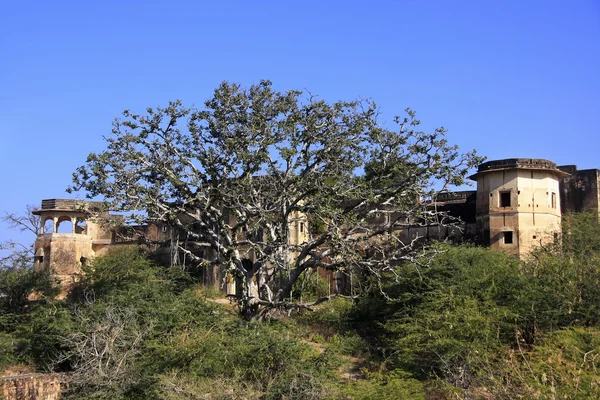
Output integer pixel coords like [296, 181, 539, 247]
[474, 160, 562, 258]
[34, 234, 93, 293]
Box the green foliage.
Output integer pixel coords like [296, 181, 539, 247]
[74, 247, 173, 298]
[3, 214, 600, 399]
[68, 81, 482, 317]
[0, 260, 53, 314]
[155, 372, 263, 400]
[20, 302, 74, 371]
[0, 332, 20, 371]
[0, 255, 64, 370]
[298, 297, 354, 333]
[349, 215, 600, 397]
[58, 248, 328, 399]
[520, 212, 600, 331]
[264, 370, 325, 400]
[337, 370, 425, 400]
[144, 320, 318, 388]
[291, 269, 330, 302]
[520, 327, 600, 398]
[475, 327, 600, 399]
[353, 246, 522, 379]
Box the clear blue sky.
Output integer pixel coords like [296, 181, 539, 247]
[1, 0, 598, 247]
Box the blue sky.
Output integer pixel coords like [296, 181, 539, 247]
[1, 0, 599, 247]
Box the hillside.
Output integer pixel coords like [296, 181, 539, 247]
[0, 213, 599, 399]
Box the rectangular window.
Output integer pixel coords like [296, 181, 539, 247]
[551, 192, 556, 208]
[504, 231, 513, 244]
[300, 223, 304, 233]
[499, 191, 511, 207]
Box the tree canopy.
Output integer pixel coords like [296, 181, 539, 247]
[68, 80, 482, 316]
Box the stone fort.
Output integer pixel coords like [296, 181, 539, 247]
[33, 158, 600, 293]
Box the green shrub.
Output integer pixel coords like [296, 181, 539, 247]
[337, 370, 425, 400]
[298, 297, 354, 334]
[291, 268, 331, 302]
[0, 261, 54, 314]
[328, 332, 366, 357]
[477, 327, 600, 399]
[0, 332, 19, 371]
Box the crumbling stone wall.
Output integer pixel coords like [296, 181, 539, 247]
[559, 165, 600, 216]
[0, 373, 67, 400]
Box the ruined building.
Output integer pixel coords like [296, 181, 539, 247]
[33, 199, 116, 288]
[33, 158, 600, 293]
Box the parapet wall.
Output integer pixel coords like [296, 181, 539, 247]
[476, 158, 559, 173]
[40, 199, 106, 211]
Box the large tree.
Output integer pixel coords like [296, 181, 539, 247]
[69, 81, 482, 317]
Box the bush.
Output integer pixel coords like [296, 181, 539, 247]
[0, 260, 54, 314]
[478, 327, 600, 399]
[297, 297, 354, 336]
[338, 370, 425, 400]
[379, 246, 522, 379]
[520, 212, 600, 331]
[0, 332, 19, 371]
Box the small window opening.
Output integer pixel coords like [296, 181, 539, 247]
[551, 192, 556, 209]
[500, 192, 510, 207]
[300, 222, 304, 233]
[504, 231, 513, 244]
[532, 235, 537, 240]
[80, 257, 88, 266]
[499, 191, 511, 207]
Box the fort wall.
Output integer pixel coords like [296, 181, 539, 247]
[31, 158, 600, 293]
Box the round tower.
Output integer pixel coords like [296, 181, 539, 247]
[470, 158, 570, 258]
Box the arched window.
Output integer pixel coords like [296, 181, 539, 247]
[56, 216, 74, 233]
[43, 218, 55, 234]
[75, 218, 87, 234]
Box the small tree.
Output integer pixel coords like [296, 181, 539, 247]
[0, 206, 50, 312]
[0, 205, 40, 265]
[69, 81, 482, 317]
[0, 259, 51, 314]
